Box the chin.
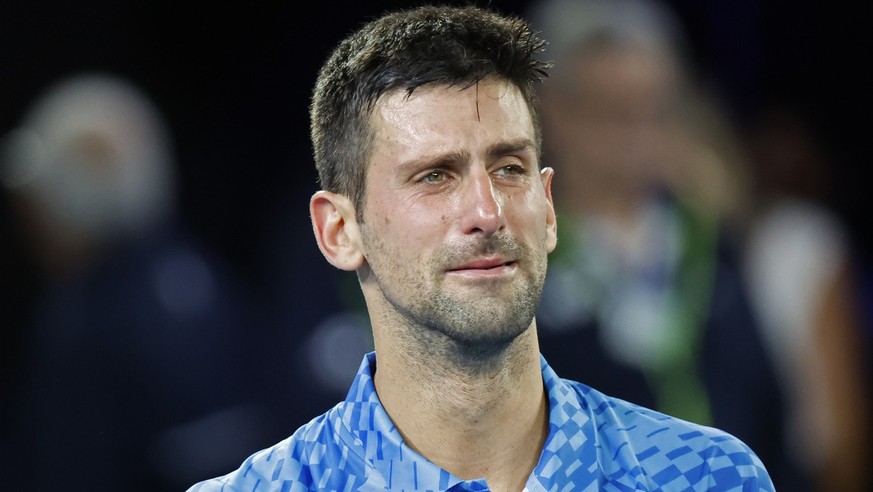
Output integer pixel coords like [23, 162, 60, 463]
[440, 321, 531, 372]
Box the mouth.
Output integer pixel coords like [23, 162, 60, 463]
[447, 258, 517, 276]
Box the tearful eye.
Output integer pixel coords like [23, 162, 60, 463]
[494, 165, 524, 177]
[423, 171, 447, 183]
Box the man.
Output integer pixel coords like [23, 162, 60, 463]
[188, 4, 774, 491]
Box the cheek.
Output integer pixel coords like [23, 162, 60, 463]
[401, 212, 443, 253]
[514, 188, 546, 217]
[512, 191, 553, 240]
[366, 199, 442, 252]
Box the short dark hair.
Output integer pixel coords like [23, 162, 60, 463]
[309, 4, 551, 218]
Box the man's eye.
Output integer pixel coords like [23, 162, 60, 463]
[494, 165, 524, 177]
[422, 171, 447, 183]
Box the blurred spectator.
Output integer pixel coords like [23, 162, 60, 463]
[526, 0, 800, 488]
[0, 73, 271, 491]
[739, 100, 872, 492]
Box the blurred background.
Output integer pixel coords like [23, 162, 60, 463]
[1, 0, 870, 491]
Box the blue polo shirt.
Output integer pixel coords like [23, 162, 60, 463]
[188, 352, 774, 491]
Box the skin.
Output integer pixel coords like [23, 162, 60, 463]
[310, 77, 558, 491]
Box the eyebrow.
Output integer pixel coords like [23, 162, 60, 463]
[486, 138, 536, 160]
[398, 138, 537, 172]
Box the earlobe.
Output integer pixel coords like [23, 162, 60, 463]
[310, 191, 365, 271]
[540, 167, 558, 253]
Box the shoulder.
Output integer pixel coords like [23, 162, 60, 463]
[185, 410, 352, 492]
[185, 434, 306, 492]
[564, 378, 775, 489]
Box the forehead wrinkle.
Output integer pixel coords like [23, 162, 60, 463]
[476, 81, 481, 122]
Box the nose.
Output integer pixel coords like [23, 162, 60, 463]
[460, 168, 505, 236]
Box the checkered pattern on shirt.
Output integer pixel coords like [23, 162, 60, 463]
[187, 352, 774, 491]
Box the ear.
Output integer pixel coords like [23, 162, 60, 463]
[310, 190, 365, 271]
[540, 167, 558, 253]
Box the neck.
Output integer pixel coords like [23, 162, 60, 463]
[373, 323, 548, 492]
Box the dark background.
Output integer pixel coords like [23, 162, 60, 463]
[1, 0, 869, 292]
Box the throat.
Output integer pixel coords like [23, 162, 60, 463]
[405, 376, 549, 492]
[372, 329, 548, 488]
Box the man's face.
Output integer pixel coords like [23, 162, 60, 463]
[358, 77, 557, 351]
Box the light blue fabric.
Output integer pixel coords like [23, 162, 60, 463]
[188, 351, 774, 491]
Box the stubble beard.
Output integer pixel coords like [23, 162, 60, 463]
[364, 230, 548, 373]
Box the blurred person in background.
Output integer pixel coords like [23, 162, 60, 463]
[526, 0, 800, 488]
[739, 99, 872, 492]
[0, 72, 270, 491]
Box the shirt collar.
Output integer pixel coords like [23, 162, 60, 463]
[331, 351, 597, 491]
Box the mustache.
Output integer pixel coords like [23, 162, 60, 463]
[439, 232, 524, 264]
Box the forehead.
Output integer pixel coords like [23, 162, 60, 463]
[368, 78, 535, 164]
